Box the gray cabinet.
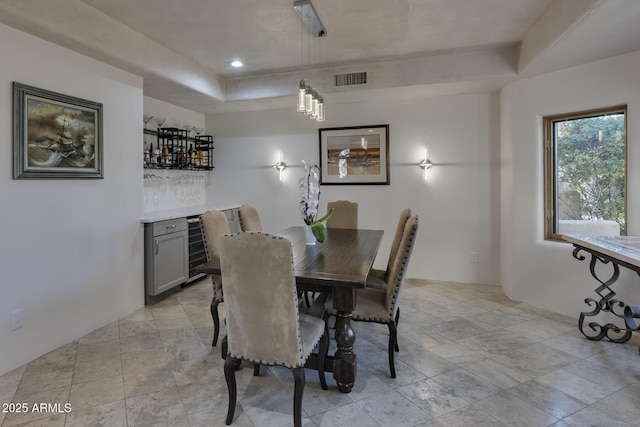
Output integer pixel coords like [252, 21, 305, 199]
[144, 218, 188, 303]
[143, 207, 239, 304]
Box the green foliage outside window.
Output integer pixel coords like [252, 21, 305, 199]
[555, 113, 625, 234]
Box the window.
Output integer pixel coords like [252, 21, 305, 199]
[543, 105, 627, 241]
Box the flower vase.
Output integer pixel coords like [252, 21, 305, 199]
[303, 224, 316, 245]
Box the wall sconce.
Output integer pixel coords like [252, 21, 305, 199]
[273, 152, 286, 180]
[418, 148, 433, 180]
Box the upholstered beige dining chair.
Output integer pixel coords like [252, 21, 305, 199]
[238, 204, 263, 231]
[367, 208, 412, 290]
[325, 215, 419, 378]
[365, 208, 411, 352]
[199, 210, 231, 346]
[326, 200, 358, 229]
[220, 232, 328, 427]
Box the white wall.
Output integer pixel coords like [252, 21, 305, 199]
[143, 97, 205, 131]
[501, 50, 640, 317]
[0, 24, 144, 375]
[206, 93, 502, 284]
[142, 97, 208, 212]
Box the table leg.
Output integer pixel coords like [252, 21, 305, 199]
[332, 287, 356, 393]
[573, 247, 633, 343]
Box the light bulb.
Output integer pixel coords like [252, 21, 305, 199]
[305, 87, 313, 115]
[318, 99, 324, 122]
[312, 96, 319, 120]
[297, 80, 306, 112]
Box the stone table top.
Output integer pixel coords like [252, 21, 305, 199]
[563, 235, 640, 269]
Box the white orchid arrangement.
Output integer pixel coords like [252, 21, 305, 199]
[299, 160, 333, 242]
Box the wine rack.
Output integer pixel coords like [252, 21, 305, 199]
[143, 127, 214, 170]
[187, 216, 207, 282]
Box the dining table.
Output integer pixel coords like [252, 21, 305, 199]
[195, 226, 384, 393]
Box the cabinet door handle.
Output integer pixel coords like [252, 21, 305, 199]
[155, 240, 159, 255]
[166, 225, 177, 230]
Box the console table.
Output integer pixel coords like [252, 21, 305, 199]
[563, 235, 640, 345]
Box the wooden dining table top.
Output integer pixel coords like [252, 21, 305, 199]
[194, 226, 384, 289]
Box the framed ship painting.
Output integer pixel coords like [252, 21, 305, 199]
[319, 124, 389, 185]
[13, 82, 103, 178]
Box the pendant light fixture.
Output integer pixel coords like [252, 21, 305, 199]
[294, 0, 326, 122]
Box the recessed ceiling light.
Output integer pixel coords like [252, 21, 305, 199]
[231, 60, 243, 68]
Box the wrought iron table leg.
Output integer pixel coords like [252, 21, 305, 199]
[624, 305, 640, 353]
[574, 247, 633, 343]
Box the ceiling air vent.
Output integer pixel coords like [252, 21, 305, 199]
[334, 72, 368, 87]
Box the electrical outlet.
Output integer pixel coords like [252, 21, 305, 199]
[11, 308, 24, 330]
[468, 251, 478, 264]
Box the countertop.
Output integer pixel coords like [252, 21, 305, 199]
[562, 234, 640, 268]
[141, 205, 238, 223]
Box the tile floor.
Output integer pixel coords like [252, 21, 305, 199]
[2, 278, 640, 426]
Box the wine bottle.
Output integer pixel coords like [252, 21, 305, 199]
[175, 147, 182, 167]
[188, 144, 195, 166]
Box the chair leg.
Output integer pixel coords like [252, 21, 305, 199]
[292, 367, 305, 427]
[322, 311, 336, 330]
[253, 363, 260, 376]
[221, 335, 228, 360]
[211, 298, 220, 346]
[304, 291, 311, 307]
[394, 308, 400, 352]
[224, 356, 239, 425]
[308, 292, 329, 318]
[387, 322, 397, 378]
[318, 323, 329, 390]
